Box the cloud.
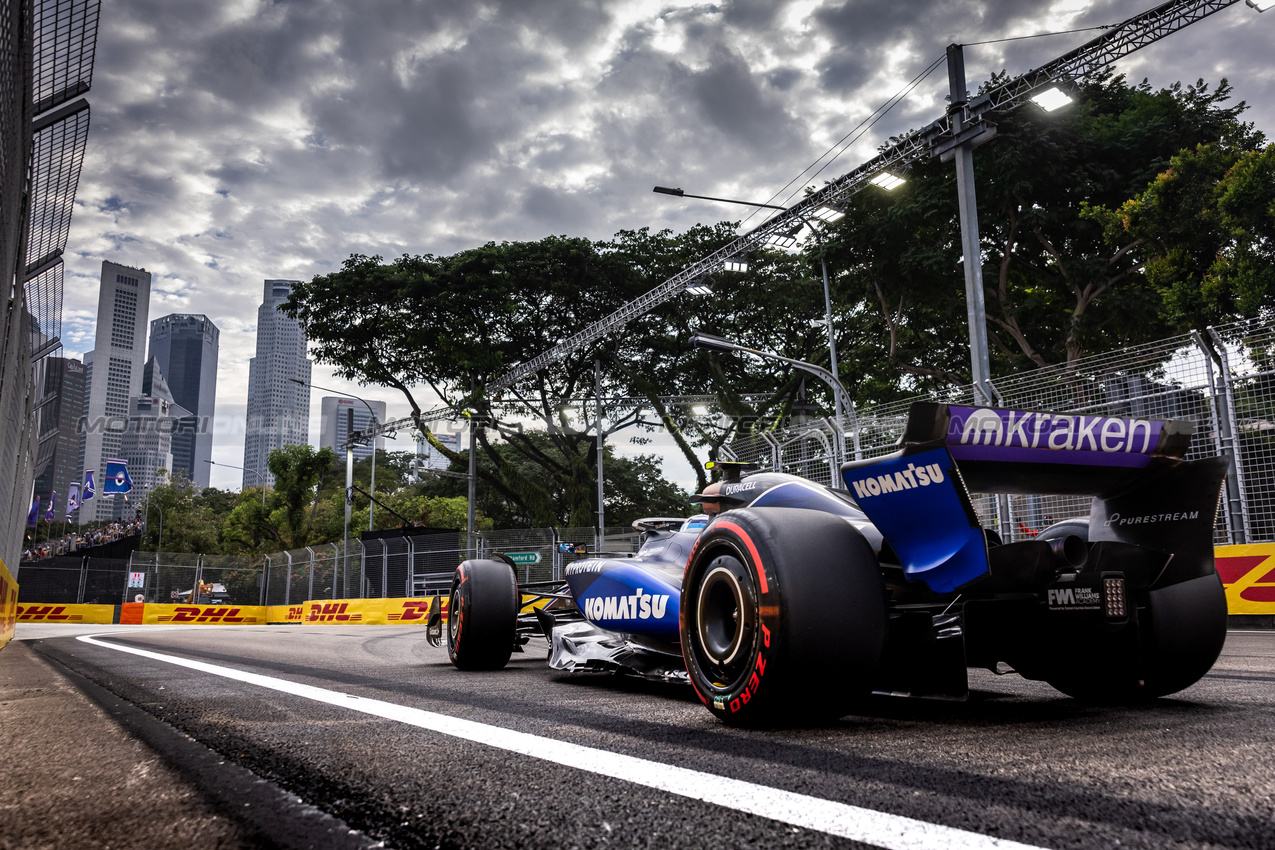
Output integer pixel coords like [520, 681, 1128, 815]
[64, 0, 1275, 492]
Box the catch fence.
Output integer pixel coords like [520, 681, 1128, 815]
[16, 526, 647, 605]
[722, 318, 1275, 546]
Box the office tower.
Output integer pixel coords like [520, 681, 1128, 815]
[121, 358, 193, 502]
[419, 432, 460, 471]
[81, 261, 151, 522]
[319, 397, 386, 463]
[242, 280, 311, 489]
[31, 357, 86, 514]
[148, 314, 219, 488]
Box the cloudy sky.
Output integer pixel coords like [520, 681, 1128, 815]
[62, 0, 1275, 491]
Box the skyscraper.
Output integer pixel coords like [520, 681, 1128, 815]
[32, 357, 86, 514]
[121, 358, 193, 502]
[81, 261, 151, 522]
[148, 314, 219, 488]
[243, 280, 311, 489]
[319, 397, 387, 462]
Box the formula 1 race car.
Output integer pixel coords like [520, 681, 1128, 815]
[429, 402, 1230, 726]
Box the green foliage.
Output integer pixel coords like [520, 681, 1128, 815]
[826, 73, 1264, 377]
[1086, 142, 1275, 329]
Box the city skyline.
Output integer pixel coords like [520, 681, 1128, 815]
[56, 1, 1275, 493]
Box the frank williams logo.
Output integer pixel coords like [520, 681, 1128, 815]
[1047, 587, 1101, 609]
[584, 588, 670, 621]
[850, 462, 945, 500]
[1104, 511, 1199, 527]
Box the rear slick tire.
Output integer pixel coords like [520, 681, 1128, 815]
[680, 507, 886, 726]
[447, 559, 518, 671]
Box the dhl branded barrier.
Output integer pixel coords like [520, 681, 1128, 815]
[268, 604, 307, 624]
[16, 603, 113, 624]
[0, 556, 16, 649]
[120, 603, 269, 625]
[1216, 543, 1275, 616]
[302, 596, 440, 625]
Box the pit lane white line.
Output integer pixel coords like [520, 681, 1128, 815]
[78, 633, 1045, 850]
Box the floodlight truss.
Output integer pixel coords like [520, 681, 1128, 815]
[489, 0, 1247, 394]
[345, 393, 775, 448]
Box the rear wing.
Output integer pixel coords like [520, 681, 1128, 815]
[841, 403, 1227, 593]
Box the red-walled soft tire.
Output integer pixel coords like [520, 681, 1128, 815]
[680, 507, 887, 726]
[447, 559, 518, 671]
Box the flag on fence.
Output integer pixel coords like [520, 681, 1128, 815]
[104, 459, 133, 495]
[82, 469, 96, 502]
[27, 496, 39, 527]
[66, 482, 80, 514]
[45, 491, 56, 522]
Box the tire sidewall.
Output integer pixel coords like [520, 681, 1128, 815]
[682, 520, 780, 722]
[446, 559, 518, 671]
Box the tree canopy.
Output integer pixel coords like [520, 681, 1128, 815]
[280, 73, 1271, 525]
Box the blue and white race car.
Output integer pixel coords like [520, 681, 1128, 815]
[430, 402, 1230, 726]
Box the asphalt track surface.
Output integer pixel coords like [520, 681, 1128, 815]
[21, 625, 1275, 850]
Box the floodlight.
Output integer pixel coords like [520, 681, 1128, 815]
[809, 317, 828, 328]
[691, 404, 709, 416]
[869, 172, 906, 191]
[1247, 0, 1275, 11]
[811, 205, 845, 223]
[686, 282, 713, 296]
[723, 259, 748, 273]
[1030, 86, 1073, 112]
[653, 186, 685, 196]
[766, 233, 799, 249]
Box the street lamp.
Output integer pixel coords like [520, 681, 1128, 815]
[688, 332, 853, 473]
[205, 460, 267, 507]
[290, 378, 381, 532]
[653, 185, 847, 436]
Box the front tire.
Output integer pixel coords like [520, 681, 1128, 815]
[447, 559, 518, 671]
[680, 507, 886, 726]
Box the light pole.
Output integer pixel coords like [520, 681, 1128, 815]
[205, 460, 267, 508]
[290, 379, 381, 531]
[688, 332, 853, 480]
[653, 186, 861, 435]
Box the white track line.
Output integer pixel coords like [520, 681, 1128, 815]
[78, 633, 1045, 850]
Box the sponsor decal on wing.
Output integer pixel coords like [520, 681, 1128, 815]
[946, 406, 1164, 468]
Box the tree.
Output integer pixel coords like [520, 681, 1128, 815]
[823, 73, 1265, 384]
[222, 445, 337, 551]
[1084, 142, 1275, 329]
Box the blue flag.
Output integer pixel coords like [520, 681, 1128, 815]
[82, 469, 96, 501]
[104, 459, 133, 495]
[27, 496, 39, 527]
[45, 491, 56, 522]
[67, 482, 80, 514]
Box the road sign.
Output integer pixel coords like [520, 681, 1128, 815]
[505, 552, 542, 565]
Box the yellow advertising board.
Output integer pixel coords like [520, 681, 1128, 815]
[0, 556, 17, 649]
[1216, 543, 1275, 616]
[125, 603, 269, 625]
[267, 604, 307, 624]
[301, 597, 438, 625]
[15, 603, 113, 624]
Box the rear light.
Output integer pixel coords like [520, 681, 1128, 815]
[1103, 576, 1127, 619]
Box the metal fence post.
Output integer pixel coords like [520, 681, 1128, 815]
[306, 547, 315, 603]
[1208, 327, 1252, 544]
[262, 555, 270, 606]
[331, 543, 340, 599]
[194, 555, 203, 604]
[1193, 330, 1240, 543]
[77, 555, 87, 604]
[283, 550, 292, 607]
